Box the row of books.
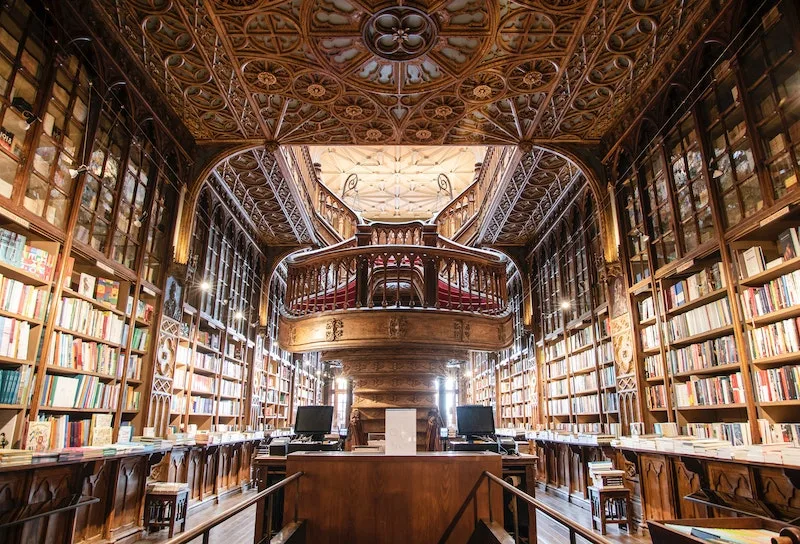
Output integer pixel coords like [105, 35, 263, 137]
[572, 393, 599, 414]
[222, 359, 242, 379]
[644, 353, 663, 379]
[740, 268, 800, 319]
[133, 299, 154, 323]
[548, 378, 567, 397]
[124, 325, 148, 351]
[747, 317, 800, 360]
[548, 398, 569, 416]
[603, 391, 618, 412]
[758, 419, 800, 445]
[123, 385, 140, 411]
[569, 327, 592, 350]
[569, 349, 595, 372]
[638, 295, 656, 322]
[195, 352, 220, 373]
[191, 374, 215, 395]
[600, 365, 615, 388]
[548, 359, 567, 378]
[545, 339, 565, 360]
[57, 297, 124, 343]
[197, 330, 220, 349]
[0, 227, 56, 281]
[666, 334, 738, 374]
[47, 331, 120, 377]
[674, 372, 745, 407]
[218, 399, 240, 416]
[0, 366, 30, 404]
[753, 364, 800, 402]
[571, 372, 597, 394]
[190, 395, 214, 415]
[41, 374, 120, 409]
[220, 379, 242, 397]
[663, 262, 726, 311]
[684, 421, 753, 446]
[646, 384, 668, 409]
[736, 227, 800, 279]
[0, 274, 48, 320]
[667, 298, 732, 341]
[599, 340, 613, 364]
[125, 354, 142, 381]
[641, 323, 659, 350]
[0, 316, 31, 359]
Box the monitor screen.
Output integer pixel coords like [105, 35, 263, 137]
[294, 405, 334, 435]
[456, 405, 495, 437]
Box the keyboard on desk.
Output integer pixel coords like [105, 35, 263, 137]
[450, 441, 500, 453]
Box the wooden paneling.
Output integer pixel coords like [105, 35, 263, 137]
[284, 452, 503, 544]
[639, 453, 676, 521]
[673, 459, 707, 519]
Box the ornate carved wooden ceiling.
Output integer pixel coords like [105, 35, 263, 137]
[479, 147, 585, 245]
[210, 148, 315, 245]
[87, 0, 721, 245]
[90, 0, 718, 145]
[308, 145, 486, 221]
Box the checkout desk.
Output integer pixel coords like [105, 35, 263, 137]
[253, 451, 537, 543]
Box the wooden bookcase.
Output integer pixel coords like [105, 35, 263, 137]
[612, 0, 800, 444]
[525, 193, 618, 435]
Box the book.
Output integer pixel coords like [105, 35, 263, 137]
[777, 228, 798, 260]
[26, 421, 51, 451]
[78, 273, 96, 298]
[95, 277, 120, 305]
[741, 246, 766, 277]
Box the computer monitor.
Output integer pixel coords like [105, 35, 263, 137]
[456, 405, 495, 441]
[294, 405, 334, 439]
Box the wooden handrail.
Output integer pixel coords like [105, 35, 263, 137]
[163, 471, 304, 544]
[482, 471, 613, 544]
[286, 243, 506, 267]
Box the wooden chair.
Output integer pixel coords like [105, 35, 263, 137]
[588, 485, 633, 535]
[144, 482, 189, 538]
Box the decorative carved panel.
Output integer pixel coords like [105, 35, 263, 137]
[639, 453, 676, 521]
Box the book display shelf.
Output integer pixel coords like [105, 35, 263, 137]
[527, 195, 619, 436]
[497, 275, 539, 429]
[616, 0, 800, 446]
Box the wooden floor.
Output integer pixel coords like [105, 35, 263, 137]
[132, 487, 650, 544]
[533, 489, 650, 544]
[132, 491, 259, 544]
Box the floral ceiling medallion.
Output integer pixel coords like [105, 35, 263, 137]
[362, 6, 438, 61]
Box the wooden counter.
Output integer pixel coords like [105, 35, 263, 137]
[0, 437, 263, 544]
[283, 451, 503, 543]
[254, 451, 537, 542]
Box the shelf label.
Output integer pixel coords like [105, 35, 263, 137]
[0, 208, 29, 228]
[676, 259, 695, 273]
[96, 260, 114, 274]
[142, 286, 156, 297]
[760, 206, 789, 227]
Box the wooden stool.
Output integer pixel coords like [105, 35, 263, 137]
[144, 483, 189, 538]
[588, 485, 633, 535]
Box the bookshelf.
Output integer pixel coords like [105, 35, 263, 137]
[612, 0, 800, 446]
[529, 195, 619, 436]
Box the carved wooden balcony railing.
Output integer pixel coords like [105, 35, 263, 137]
[360, 221, 429, 246]
[283, 235, 508, 317]
[317, 182, 358, 242]
[434, 182, 479, 240]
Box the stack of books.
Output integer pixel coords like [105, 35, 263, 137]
[591, 469, 625, 489]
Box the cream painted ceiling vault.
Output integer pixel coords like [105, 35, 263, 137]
[84, 0, 723, 245]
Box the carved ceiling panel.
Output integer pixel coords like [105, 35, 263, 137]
[210, 149, 314, 245]
[88, 0, 720, 145]
[482, 147, 585, 245]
